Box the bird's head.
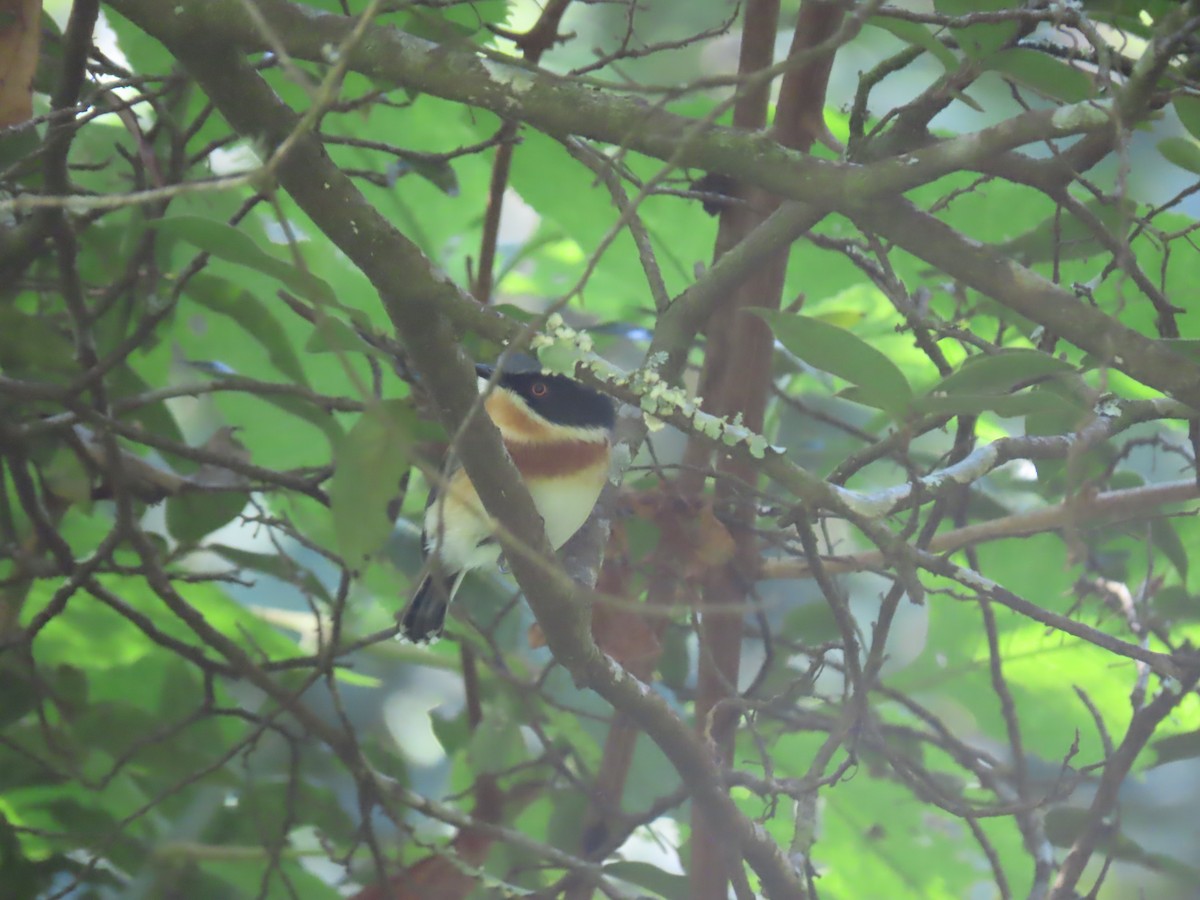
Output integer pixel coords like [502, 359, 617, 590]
[476, 362, 614, 443]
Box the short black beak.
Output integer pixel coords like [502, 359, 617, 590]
[474, 363, 495, 380]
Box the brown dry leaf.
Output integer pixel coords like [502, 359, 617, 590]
[348, 829, 490, 900]
[625, 488, 735, 581]
[350, 783, 543, 900]
[684, 501, 735, 579]
[527, 620, 546, 649]
[0, 0, 41, 128]
[591, 599, 659, 671]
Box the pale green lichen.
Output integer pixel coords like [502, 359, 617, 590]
[642, 412, 667, 432]
[832, 486, 899, 519]
[527, 324, 785, 458]
[479, 58, 536, 97]
[531, 313, 597, 376]
[701, 417, 724, 440]
[747, 434, 769, 459]
[1050, 99, 1112, 134]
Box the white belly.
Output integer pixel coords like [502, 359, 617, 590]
[424, 460, 608, 574]
[526, 465, 609, 549]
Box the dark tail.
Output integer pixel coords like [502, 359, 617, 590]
[399, 575, 455, 643]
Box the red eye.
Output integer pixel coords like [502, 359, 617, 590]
[531, 381, 549, 398]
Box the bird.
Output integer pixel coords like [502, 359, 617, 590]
[399, 361, 616, 642]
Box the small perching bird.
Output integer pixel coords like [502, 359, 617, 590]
[399, 362, 615, 643]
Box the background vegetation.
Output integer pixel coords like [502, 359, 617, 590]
[3, 0, 1200, 897]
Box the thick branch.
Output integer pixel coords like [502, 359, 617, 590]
[765, 479, 1200, 580]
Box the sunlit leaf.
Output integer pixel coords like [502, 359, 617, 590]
[1157, 136, 1200, 175]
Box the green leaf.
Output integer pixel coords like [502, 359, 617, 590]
[929, 349, 1076, 395]
[0, 308, 79, 380]
[1150, 585, 1197, 624]
[0, 671, 40, 731]
[466, 708, 526, 775]
[42, 446, 93, 506]
[934, 0, 1019, 60]
[1160, 339, 1200, 364]
[603, 861, 689, 899]
[751, 310, 913, 417]
[305, 317, 372, 354]
[329, 400, 416, 563]
[201, 859, 342, 900]
[399, 0, 508, 41]
[166, 491, 249, 544]
[544, 790, 590, 853]
[868, 17, 958, 70]
[1151, 729, 1200, 767]
[1173, 94, 1200, 141]
[430, 706, 471, 756]
[209, 544, 332, 604]
[150, 216, 337, 308]
[390, 153, 460, 196]
[995, 197, 1136, 264]
[908, 390, 1081, 420]
[1045, 807, 1200, 882]
[233, 385, 345, 448]
[184, 274, 309, 386]
[782, 600, 841, 643]
[1157, 137, 1200, 175]
[108, 363, 189, 460]
[1150, 517, 1188, 581]
[0, 126, 41, 182]
[987, 49, 1096, 103]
